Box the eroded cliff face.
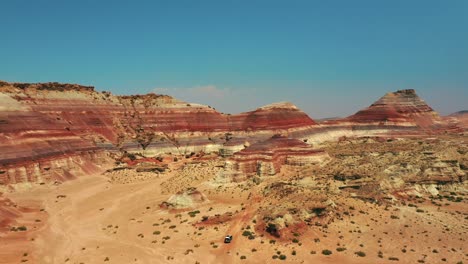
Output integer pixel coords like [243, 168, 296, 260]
[0, 82, 462, 186]
[444, 111, 468, 132]
[224, 135, 329, 181]
[312, 89, 450, 144]
[0, 82, 318, 185]
[347, 89, 440, 126]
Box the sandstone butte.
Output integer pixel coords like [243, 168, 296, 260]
[0, 81, 465, 186]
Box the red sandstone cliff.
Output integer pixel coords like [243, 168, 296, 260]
[225, 135, 329, 181]
[0, 82, 317, 185]
[0, 82, 462, 185]
[347, 89, 440, 127]
[444, 111, 468, 132]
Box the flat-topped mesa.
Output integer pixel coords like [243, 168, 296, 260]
[450, 110, 468, 116]
[225, 135, 329, 180]
[256, 101, 299, 111]
[0, 81, 94, 92]
[347, 89, 440, 127]
[118, 93, 172, 99]
[117, 93, 178, 104]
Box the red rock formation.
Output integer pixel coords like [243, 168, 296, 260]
[228, 102, 317, 131]
[226, 135, 329, 180]
[0, 81, 318, 185]
[444, 111, 468, 132]
[308, 89, 449, 143]
[0, 81, 460, 185]
[347, 89, 440, 127]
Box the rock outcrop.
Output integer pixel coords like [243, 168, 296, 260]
[0, 81, 464, 185]
[444, 110, 468, 132]
[347, 89, 440, 127]
[0, 81, 318, 185]
[224, 135, 329, 181]
[160, 187, 208, 209]
[310, 89, 446, 143]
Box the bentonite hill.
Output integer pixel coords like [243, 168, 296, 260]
[0, 81, 466, 264]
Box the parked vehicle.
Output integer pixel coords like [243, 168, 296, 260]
[224, 235, 233, 243]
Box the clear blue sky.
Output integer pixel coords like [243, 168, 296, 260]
[1, 0, 467, 118]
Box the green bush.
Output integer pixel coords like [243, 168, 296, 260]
[188, 210, 200, 217]
[242, 230, 252, 237]
[322, 249, 332, 255]
[355, 251, 366, 257]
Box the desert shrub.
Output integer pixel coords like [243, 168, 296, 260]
[266, 223, 279, 237]
[153, 231, 161, 235]
[312, 207, 326, 215]
[389, 256, 399, 261]
[252, 177, 261, 185]
[322, 249, 332, 255]
[355, 251, 366, 257]
[188, 210, 200, 217]
[336, 247, 346, 252]
[242, 230, 252, 237]
[240, 255, 246, 260]
[279, 255, 287, 260]
[127, 153, 137, 161]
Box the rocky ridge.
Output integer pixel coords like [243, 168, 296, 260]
[0, 82, 463, 186]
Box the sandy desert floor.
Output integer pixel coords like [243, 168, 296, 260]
[1, 138, 467, 264]
[2, 175, 466, 263]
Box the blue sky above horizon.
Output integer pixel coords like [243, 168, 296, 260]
[1, 0, 467, 118]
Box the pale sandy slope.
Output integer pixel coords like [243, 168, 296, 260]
[4, 167, 466, 264]
[6, 173, 217, 264]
